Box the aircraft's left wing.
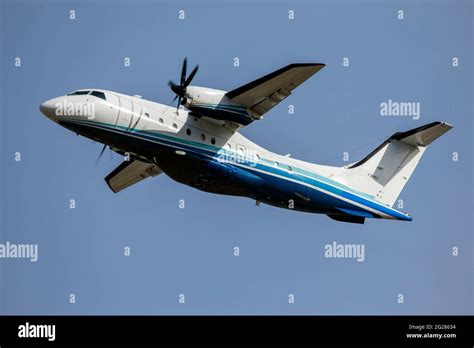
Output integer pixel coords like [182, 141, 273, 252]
[105, 159, 162, 193]
[226, 63, 325, 120]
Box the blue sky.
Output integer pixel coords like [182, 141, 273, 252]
[0, 0, 472, 314]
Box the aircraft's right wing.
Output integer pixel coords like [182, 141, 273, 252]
[105, 159, 162, 193]
[226, 63, 325, 120]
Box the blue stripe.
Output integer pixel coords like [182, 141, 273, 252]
[191, 104, 249, 116]
[68, 119, 411, 221]
[192, 102, 248, 112]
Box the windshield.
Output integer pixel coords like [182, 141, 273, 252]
[67, 90, 90, 96]
[90, 91, 106, 100]
[67, 90, 106, 100]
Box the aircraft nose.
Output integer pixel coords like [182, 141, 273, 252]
[39, 99, 57, 121]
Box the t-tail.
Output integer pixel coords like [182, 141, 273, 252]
[332, 122, 453, 223]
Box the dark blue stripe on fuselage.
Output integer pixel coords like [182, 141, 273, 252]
[62, 119, 411, 220]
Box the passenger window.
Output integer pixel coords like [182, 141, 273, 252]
[274, 162, 279, 168]
[173, 123, 178, 129]
[159, 118, 164, 124]
[226, 143, 231, 150]
[201, 134, 206, 141]
[186, 128, 191, 136]
[211, 138, 216, 145]
[287, 166, 292, 172]
[144, 113, 149, 118]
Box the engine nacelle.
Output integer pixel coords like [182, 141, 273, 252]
[184, 86, 253, 125]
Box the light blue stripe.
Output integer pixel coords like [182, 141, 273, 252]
[192, 102, 248, 112]
[68, 119, 410, 220]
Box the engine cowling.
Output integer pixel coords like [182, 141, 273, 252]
[184, 86, 253, 125]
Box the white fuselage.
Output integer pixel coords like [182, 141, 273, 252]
[42, 89, 339, 178]
[39, 89, 412, 222]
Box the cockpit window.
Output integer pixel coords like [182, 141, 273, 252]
[66, 90, 106, 100]
[67, 90, 90, 96]
[90, 91, 106, 100]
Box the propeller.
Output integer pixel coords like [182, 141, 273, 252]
[95, 144, 107, 165]
[168, 57, 199, 113]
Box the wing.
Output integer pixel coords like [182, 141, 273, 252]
[226, 63, 325, 119]
[105, 159, 162, 193]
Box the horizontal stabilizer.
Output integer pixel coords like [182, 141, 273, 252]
[388, 121, 453, 147]
[348, 122, 452, 170]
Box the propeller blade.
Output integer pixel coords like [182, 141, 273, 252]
[180, 57, 187, 86]
[184, 65, 199, 87]
[169, 58, 198, 111]
[172, 95, 178, 103]
[176, 96, 182, 113]
[96, 144, 107, 165]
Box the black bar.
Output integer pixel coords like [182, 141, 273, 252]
[0, 315, 472, 345]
